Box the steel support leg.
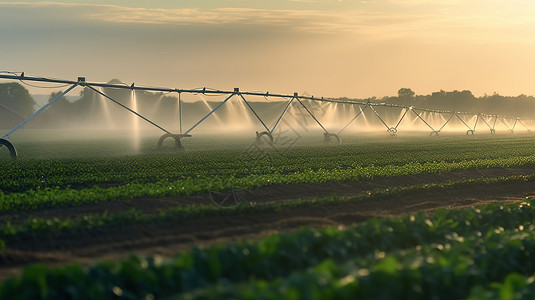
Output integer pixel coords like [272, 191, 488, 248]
[237, 93, 274, 143]
[479, 115, 492, 130]
[411, 108, 437, 132]
[295, 98, 339, 143]
[2, 82, 79, 139]
[369, 105, 391, 131]
[238, 93, 271, 133]
[271, 97, 294, 133]
[488, 115, 498, 134]
[394, 107, 409, 131]
[87, 85, 171, 134]
[455, 114, 474, 134]
[295, 98, 328, 133]
[512, 118, 518, 131]
[498, 117, 511, 129]
[178, 92, 183, 135]
[479, 116, 495, 134]
[457, 113, 475, 135]
[337, 105, 367, 135]
[473, 114, 480, 132]
[185, 93, 236, 135]
[517, 119, 530, 132]
[498, 117, 514, 133]
[436, 112, 455, 134]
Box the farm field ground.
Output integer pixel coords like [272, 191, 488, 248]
[2, 130, 535, 298]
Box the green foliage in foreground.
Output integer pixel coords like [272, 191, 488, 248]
[2, 198, 535, 299]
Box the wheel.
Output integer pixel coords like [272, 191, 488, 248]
[466, 130, 474, 135]
[429, 131, 439, 136]
[387, 127, 398, 136]
[490, 129, 496, 135]
[256, 131, 274, 144]
[0, 139, 17, 159]
[324, 132, 341, 144]
[158, 133, 185, 150]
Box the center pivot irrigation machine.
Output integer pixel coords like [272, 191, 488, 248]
[0, 72, 534, 159]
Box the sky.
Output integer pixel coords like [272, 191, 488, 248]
[1, 0, 535, 98]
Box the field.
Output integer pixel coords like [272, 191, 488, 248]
[2, 132, 535, 298]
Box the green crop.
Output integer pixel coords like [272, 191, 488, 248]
[3, 135, 535, 299]
[2, 197, 535, 299]
[2, 147, 535, 213]
[3, 135, 535, 194]
[0, 173, 532, 243]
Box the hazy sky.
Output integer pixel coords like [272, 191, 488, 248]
[1, 0, 535, 98]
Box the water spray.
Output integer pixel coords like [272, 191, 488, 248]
[0, 72, 533, 158]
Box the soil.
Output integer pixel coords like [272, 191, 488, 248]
[1, 166, 535, 280]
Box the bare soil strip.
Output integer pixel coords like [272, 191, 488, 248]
[1, 166, 535, 280]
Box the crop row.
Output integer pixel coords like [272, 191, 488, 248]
[2, 136, 535, 193]
[1, 196, 534, 298]
[0, 174, 533, 243]
[1, 154, 535, 213]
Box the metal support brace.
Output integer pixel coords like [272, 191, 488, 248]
[337, 105, 367, 135]
[87, 85, 171, 134]
[517, 119, 530, 131]
[178, 92, 183, 135]
[369, 105, 391, 130]
[238, 93, 271, 133]
[498, 117, 511, 129]
[4, 72, 535, 141]
[489, 115, 498, 134]
[478, 115, 496, 134]
[479, 115, 493, 130]
[185, 93, 235, 135]
[455, 113, 473, 130]
[2, 82, 79, 139]
[411, 108, 436, 132]
[394, 107, 410, 130]
[498, 117, 514, 132]
[473, 114, 480, 132]
[437, 113, 455, 132]
[271, 97, 295, 133]
[295, 97, 328, 133]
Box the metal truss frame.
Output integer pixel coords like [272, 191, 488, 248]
[0, 73, 532, 158]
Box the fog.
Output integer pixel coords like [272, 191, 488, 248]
[1, 82, 534, 157]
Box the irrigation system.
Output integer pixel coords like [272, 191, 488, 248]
[0, 72, 533, 158]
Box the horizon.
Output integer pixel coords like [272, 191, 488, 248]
[26, 82, 535, 104]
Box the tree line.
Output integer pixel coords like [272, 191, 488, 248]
[1, 83, 535, 129]
[338, 88, 535, 119]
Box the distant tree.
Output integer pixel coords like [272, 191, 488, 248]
[0, 82, 36, 116]
[43, 90, 74, 115]
[48, 91, 69, 103]
[431, 90, 447, 98]
[398, 88, 415, 99]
